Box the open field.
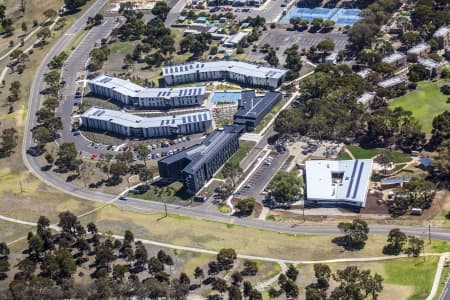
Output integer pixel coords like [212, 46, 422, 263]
[0, 220, 32, 244]
[297, 256, 439, 300]
[79, 205, 450, 261]
[346, 145, 410, 162]
[389, 80, 450, 133]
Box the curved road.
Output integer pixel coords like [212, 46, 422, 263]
[21, 0, 450, 242]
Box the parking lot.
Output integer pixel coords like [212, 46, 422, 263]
[237, 150, 289, 200]
[247, 26, 350, 63]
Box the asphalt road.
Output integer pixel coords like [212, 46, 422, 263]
[57, 17, 119, 155]
[442, 276, 450, 300]
[21, 0, 450, 244]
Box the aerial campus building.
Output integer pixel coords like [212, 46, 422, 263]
[158, 89, 283, 194]
[162, 61, 287, 90]
[305, 159, 373, 208]
[233, 90, 283, 129]
[80, 107, 212, 138]
[158, 125, 243, 194]
[88, 75, 206, 108]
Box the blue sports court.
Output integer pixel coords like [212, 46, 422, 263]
[210, 92, 241, 103]
[280, 7, 362, 26]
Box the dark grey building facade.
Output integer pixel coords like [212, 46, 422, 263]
[158, 125, 243, 194]
[233, 90, 283, 130]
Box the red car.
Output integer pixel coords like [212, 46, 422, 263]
[90, 154, 97, 160]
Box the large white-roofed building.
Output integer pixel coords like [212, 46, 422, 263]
[88, 75, 206, 108]
[162, 61, 287, 90]
[305, 159, 373, 208]
[80, 107, 212, 138]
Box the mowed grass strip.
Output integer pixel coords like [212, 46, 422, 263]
[347, 145, 380, 159]
[79, 205, 450, 261]
[389, 80, 450, 133]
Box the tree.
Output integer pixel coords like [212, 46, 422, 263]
[401, 31, 420, 48]
[270, 171, 303, 203]
[152, 1, 170, 21]
[64, 0, 87, 10]
[232, 271, 243, 285]
[317, 39, 335, 54]
[194, 266, 204, 282]
[134, 241, 148, 267]
[401, 178, 436, 209]
[0, 128, 18, 157]
[408, 63, 429, 82]
[286, 265, 299, 281]
[432, 140, 450, 181]
[124, 230, 134, 244]
[221, 161, 242, 187]
[236, 197, 256, 216]
[265, 49, 279, 67]
[337, 219, 369, 250]
[431, 111, 450, 147]
[0, 243, 9, 258]
[113, 264, 128, 282]
[311, 18, 323, 28]
[243, 281, 253, 298]
[32, 127, 54, 147]
[37, 28, 52, 42]
[179, 272, 190, 286]
[383, 228, 407, 255]
[28, 235, 45, 258]
[228, 285, 242, 300]
[58, 211, 78, 234]
[213, 278, 228, 295]
[56, 143, 81, 172]
[376, 150, 393, 174]
[348, 22, 378, 50]
[148, 257, 164, 274]
[241, 260, 258, 276]
[87, 222, 98, 234]
[135, 144, 151, 166]
[208, 261, 220, 276]
[43, 9, 57, 20]
[282, 279, 299, 299]
[314, 263, 331, 290]
[217, 248, 237, 270]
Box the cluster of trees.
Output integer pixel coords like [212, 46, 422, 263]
[270, 171, 303, 204]
[180, 33, 213, 58]
[0, 211, 271, 300]
[276, 64, 426, 150]
[242, 16, 265, 44]
[290, 17, 335, 32]
[408, 63, 433, 82]
[336, 219, 370, 250]
[64, 0, 89, 11]
[151, 1, 171, 21]
[308, 38, 336, 63]
[306, 264, 383, 300]
[0, 4, 14, 36]
[389, 178, 436, 217]
[383, 228, 425, 256]
[428, 111, 450, 181]
[32, 56, 65, 151]
[268, 265, 300, 299]
[0, 126, 18, 158]
[88, 43, 109, 71]
[9, 49, 30, 74]
[348, 0, 401, 50]
[284, 44, 303, 80]
[411, 0, 450, 36]
[86, 13, 104, 28]
[275, 64, 366, 142]
[235, 197, 256, 216]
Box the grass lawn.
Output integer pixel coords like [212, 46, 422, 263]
[347, 145, 380, 159]
[0, 220, 33, 244]
[389, 80, 450, 133]
[337, 149, 353, 160]
[130, 181, 190, 203]
[79, 205, 450, 261]
[109, 41, 136, 56]
[297, 256, 440, 300]
[391, 151, 411, 163]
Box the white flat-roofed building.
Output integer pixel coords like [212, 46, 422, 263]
[223, 32, 249, 48]
[407, 43, 431, 62]
[325, 52, 338, 64]
[80, 107, 212, 138]
[305, 159, 373, 208]
[418, 57, 444, 76]
[433, 26, 450, 49]
[357, 68, 372, 79]
[88, 75, 206, 108]
[357, 92, 376, 107]
[382, 52, 407, 68]
[377, 76, 405, 89]
[162, 61, 287, 90]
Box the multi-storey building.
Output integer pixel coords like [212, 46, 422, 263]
[80, 107, 212, 138]
[158, 125, 243, 194]
[381, 52, 407, 68]
[162, 61, 287, 90]
[88, 75, 206, 108]
[406, 43, 431, 62]
[433, 26, 450, 49]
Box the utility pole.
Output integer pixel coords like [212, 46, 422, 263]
[428, 218, 432, 244]
[19, 179, 23, 193]
[164, 198, 168, 217]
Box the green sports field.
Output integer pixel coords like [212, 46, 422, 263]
[389, 80, 450, 133]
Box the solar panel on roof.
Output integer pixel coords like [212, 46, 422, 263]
[170, 68, 173, 73]
[198, 88, 202, 95]
[190, 65, 193, 69]
[203, 113, 207, 120]
[179, 90, 182, 96]
[160, 120, 164, 125]
[182, 117, 186, 123]
[185, 66, 188, 71]
[193, 115, 197, 122]
[198, 114, 202, 121]
[189, 89, 192, 96]
[166, 120, 170, 125]
[172, 119, 175, 124]
[188, 116, 192, 122]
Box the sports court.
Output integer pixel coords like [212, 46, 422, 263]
[280, 7, 361, 26]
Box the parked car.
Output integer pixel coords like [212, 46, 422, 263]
[72, 130, 81, 136]
[26, 147, 41, 157]
[119, 195, 128, 200]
